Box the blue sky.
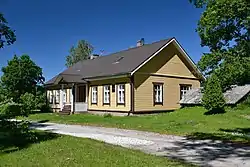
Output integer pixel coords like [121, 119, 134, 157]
[0, 0, 207, 81]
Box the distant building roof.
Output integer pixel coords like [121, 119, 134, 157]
[180, 84, 250, 105]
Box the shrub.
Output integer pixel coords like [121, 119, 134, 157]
[0, 99, 22, 119]
[103, 113, 112, 118]
[236, 95, 250, 110]
[202, 74, 226, 114]
[20, 93, 36, 115]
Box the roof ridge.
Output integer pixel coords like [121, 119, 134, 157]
[102, 38, 174, 57]
[80, 38, 174, 62]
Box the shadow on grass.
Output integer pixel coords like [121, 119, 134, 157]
[220, 128, 250, 135]
[0, 121, 59, 154]
[204, 108, 226, 115]
[186, 127, 250, 144]
[37, 119, 50, 123]
[159, 130, 250, 166]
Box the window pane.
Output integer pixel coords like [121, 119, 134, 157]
[63, 90, 66, 103]
[103, 85, 110, 104]
[154, 84, 163, 103]
[180, 85, 192, 100]
[92, 87, 97, 103]
[117, 84, 125, 104]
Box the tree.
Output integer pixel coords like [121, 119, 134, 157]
[1, 55, 44, 102]
[190, 0, 250, 89]
[202, 74, 226, 113]
[0, 13, 16, 48]
[65, 40, 93, 67]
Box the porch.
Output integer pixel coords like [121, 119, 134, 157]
[46, 84, 88, 114]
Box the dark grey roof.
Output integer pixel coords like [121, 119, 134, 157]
[180, 85, 250, 105]
[46, 38, 173, 85]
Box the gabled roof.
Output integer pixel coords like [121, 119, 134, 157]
[46, 38, 204, 85]
[179, 85, 250, 105]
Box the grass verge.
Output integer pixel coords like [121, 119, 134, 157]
[0, 133, 193, 167]
[21, 107, 250, 144]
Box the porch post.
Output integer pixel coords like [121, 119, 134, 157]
[75, 85, 78, 102]
[85, 84, 88, 103]
[60, 84, 64, 111]
[52, 90, 55, 105]
[70, 84, 74, 113]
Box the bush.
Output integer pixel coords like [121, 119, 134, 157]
[202, 74, 226, 114]
[0, 99, 22, 119]
[20, 93, 36, 115]
[103, 113, 112, 118]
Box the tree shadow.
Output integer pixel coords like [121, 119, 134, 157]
[0, 121, 59, 154]
[37, 119, 50, 123]
[220, 128, 250, 135]
[158, 132, 250, 166]
[204, 108, 226, 115]
[186, 128, 250, 144]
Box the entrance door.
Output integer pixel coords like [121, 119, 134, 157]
[77, 85, 86, 102]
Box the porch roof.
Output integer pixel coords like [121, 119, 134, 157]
[45, 74, 87, 86]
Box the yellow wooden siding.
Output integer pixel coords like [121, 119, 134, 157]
[157, 54, 196, 78]
[134, 43, 201, 112]
[134, 75, 200, 111]
[137, 43, 197, 78]
[88, 77, 131, 112]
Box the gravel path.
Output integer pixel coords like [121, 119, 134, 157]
[30, 122, 250, 167]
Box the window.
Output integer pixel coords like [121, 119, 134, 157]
[63, 89, 67, 103]
[55, 90, 60, 104]
[153, 83, 163, 105]
[117, 84, 125, 104]
[180, 85, 192, 100]
[103, 85, 110, 104]
[91, 86, 98, 104]
[48, 91, 53, 104]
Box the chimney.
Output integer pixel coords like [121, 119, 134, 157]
[136, 38, 145, 47]
[89, 54, 99, 60]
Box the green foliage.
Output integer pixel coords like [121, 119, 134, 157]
[236, 95, 250, 110]
[103, 113, 112, 118]
[1, 55, 44, 102]
[202, 75, 226, 113]
[0, 99, 22, 119]
[0, 135, 189, 167]
[65, 40, 94, 67]
[0, 13, 16, 48]
[34, 85, 46, 109]
[0, 82, 7, 102]
[20, 93, 36, 115]
[190, 0, 250, 89]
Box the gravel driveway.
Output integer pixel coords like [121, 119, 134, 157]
[30, 122, 250, 167]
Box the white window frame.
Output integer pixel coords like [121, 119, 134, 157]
[55, 90, 60, 104]
[91, 86, 98, 104]
[103, 85, 110, 104]
[63, 89, 67, 103]
[153, 83, 163, 104]
[117, 84, 125, 104]
[180, 85, 192, 100]
[48, 91, 53, 104]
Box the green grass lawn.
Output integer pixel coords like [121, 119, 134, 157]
[0, 132, 193, 167]
[22, 107, 250, 143]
